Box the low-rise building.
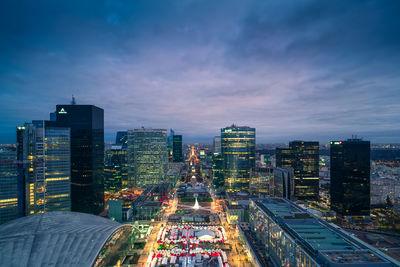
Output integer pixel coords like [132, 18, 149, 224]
[247, 197, 398, 266]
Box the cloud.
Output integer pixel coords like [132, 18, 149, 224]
[0, 0, 399, 143]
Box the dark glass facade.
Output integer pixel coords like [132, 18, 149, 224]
[104, 146, 126, 192]
[276, 141, 319, 200]
[172, 135, 183, 162]
[221, 126, 255, 192]
[55, 105, 104, 214]
[330, 139, 370, 217]
[212, 153, 224, 190]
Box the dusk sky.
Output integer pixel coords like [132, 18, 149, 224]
[1, 0, 399, 143]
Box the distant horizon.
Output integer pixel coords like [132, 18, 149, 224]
[1, 121, 399, 144]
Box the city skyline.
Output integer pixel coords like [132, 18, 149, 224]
[1, 0, 400, 143]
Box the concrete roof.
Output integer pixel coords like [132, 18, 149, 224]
[0, 211, 122, 267]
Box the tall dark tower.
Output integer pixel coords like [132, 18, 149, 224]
[330, 139, 370, 217]
[172, 135, 183, 162]
[55, 104, 104, 214]
[276, 141, 319, 200]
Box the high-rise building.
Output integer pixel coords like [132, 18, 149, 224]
[128, 128, 167, 187]
[16, 126, 26, 216]
[221, 125, 255, 192]
[167, 129, 175, 162]
[276, 141, 319, 200]
[0, 145, 19, 224]
[115, 131, 128, 148]
[213, 136, 221, 154]
[55, 104, 104, 214]
[330, 139, 371, 217]
[212, 153, 224, 190]
[104, 145, 127, 192]
[17, 121, 71, 215]
[172, 135, 183, 162]
[272, 167, 294, 200]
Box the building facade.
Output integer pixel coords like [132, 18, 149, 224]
[212, 153, 224, 190]
[0, 145, 19, 224]
[213, 136, 221, 154]
[248, 198, 395, 266]
[17, 121, 71, 215]
[172, 134, 183, 162]
[276, 141, 319, 200]
[128, 128, 167, 187]
[104, 145, 127, 192]
[330, 139, 371, 217]
[221, 125, 255, 192]
[55, 104, 104, 214]
[272, 167, 294, 200]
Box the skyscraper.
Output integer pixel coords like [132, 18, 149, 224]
[330, 139, 371, 217]
[172, 134, 183, 162]
[0, 145, 19, 224]
[104, 145, 127, 192]
[55, 104, 104, 214]
[276, 141, 319, 200]
[213, 136, 221, 154]
[128, 128, 167, 187]
[17, 121, 71, 215]
[221, 125, 255, 192]
[167, 129, 175, 162]
[212, 153, 224, 190]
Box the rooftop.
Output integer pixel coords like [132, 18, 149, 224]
[255, 198, 394, 265]
[0, 211, 123, 266]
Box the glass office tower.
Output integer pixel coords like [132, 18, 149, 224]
[276, 141, 319, 200]
[212, 153, 224, 190]
[104, 145, 127, 191]
[330, 139, 371, 217]
[128, 128, 167, 187]
[221, 125, 255, 192]
[0, 145, 19, 224]
[55, 105, 104, 215]
[17, 121, 71, 215]
[172, 134, 183, 162]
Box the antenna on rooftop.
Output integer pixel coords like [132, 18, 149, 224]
[71, 95, 76, 105]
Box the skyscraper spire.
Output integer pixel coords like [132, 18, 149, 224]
[71, 95, 76, 105]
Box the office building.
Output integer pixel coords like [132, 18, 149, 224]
[212, 153, 224, 190]
[221, 125, 255, 192]
[17, 121, 71, 215]
[127, 128, 167, 187]
[55, 104, 104, 214]
[167, 129, 174, 162]
[330, 139, 371, 217]
[115, 131, 128, 148]
[276, 141, 319, 200]
[104, 145, 127, 191]
[248, 198, 396, 266]
[272, 167, 294, 200]
[213, 136, 221, 154]
[0, 145, 19, 224]
[172, 134, 183, 162]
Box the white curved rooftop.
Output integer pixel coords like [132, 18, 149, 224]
[0, 211, 122, 267]
[196, 229, 216, 241]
